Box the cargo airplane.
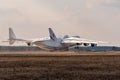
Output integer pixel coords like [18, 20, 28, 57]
[7, 28, 105, 50]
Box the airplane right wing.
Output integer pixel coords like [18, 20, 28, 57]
[62, 37, 107, 47]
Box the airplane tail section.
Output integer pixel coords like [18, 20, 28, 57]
[9, 28, 16, 45]
[49, 28, 57, 41]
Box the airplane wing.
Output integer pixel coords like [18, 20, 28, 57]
[2, 39, 31, 45]
[62, 37, 107, 47]
[63, 38, 94, 43]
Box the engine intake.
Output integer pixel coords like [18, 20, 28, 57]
[27, 43, 32, 46]
[83, 43, 89, 46]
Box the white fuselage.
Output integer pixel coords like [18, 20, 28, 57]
[32, 37, 75, 50]
[33, 37, 62, 50]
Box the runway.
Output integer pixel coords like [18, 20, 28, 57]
[0, 51, 120, 57]
[1, 46, 120, 52]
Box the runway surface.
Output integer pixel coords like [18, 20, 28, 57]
[0, 51, 120, 56]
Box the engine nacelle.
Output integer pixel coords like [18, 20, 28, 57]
[83, 43, 89, 46]
[76, 43, 82, 45]
[27, 42, 32, 46]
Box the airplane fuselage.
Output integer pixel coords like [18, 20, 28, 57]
[33, 38, 75, 50]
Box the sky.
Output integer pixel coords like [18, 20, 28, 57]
[0, 0, 120, 46]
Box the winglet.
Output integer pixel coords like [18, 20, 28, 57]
[9, 27, 16, 45]
[48, 28, 57, 41]
[9, 27, 16, 40]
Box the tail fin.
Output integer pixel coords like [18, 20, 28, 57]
[9, 28, 16, 45]
[49, 28, 57, 41]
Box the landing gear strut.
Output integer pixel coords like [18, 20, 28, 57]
[91, 44, 97, 47]
[75, 43, 80, 49]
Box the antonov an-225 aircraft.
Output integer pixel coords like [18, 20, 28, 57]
[8, 28, 104, 50]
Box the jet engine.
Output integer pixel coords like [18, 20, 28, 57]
[83, 43, 89, 46]
[26, 42, 32, 46]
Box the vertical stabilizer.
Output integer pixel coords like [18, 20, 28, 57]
[9, 28, 16, 45]
[49, 28, 57, 41]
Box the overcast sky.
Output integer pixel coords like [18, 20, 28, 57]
[0, 0, 120, 45]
